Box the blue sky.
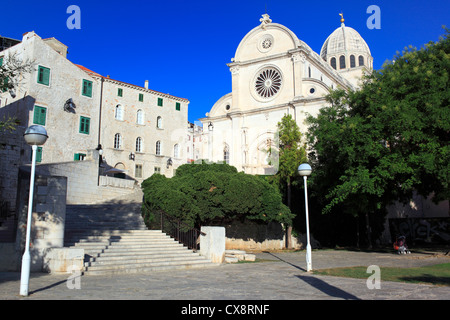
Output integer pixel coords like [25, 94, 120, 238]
[1, 0, 449, 123]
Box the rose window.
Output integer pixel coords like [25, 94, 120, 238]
[255, 68, 282, 98]
[262, 38, 272, 49]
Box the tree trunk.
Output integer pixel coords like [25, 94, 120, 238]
[365, 212, 372, 249]
[286, 179, 292, 249]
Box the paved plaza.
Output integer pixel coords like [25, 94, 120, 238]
[0, 250, 448, 301]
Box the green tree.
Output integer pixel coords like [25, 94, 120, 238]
[141, 162, 293, 230]
[0, 52, 34, 131]
[307, 29, 450, 247]
[272, 114, 307, 248]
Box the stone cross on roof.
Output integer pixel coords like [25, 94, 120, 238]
[260, 14, 272, 28]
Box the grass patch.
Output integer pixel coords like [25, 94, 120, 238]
[313, 263, 450, 286]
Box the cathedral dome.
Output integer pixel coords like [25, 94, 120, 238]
[320, 15, 372, 71]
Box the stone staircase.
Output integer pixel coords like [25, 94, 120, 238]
[64, 194, 216, 275]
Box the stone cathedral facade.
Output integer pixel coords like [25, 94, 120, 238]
[200, 14, 373, 174]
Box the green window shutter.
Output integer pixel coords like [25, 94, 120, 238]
[74, 153, 86, 161]
[37, 66, 50, 85]
[158, 98, 163, 107]
[176, 102, 181, 111]
[2, 77, 8, 92]
[36, 147, 43, 163]
[0, 57, 3, 66]
[118, 88, 123, 97]
[139, 93, 144, 102]
[33, 106, 47, 125]
[82, 80, 93, 97]
[79, 116, 90, 134]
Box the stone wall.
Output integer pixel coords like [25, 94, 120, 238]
[0, 126, 27, 214]
[14, 173, 68, 272]
[33, 149, 136, 204]
[223, 220, 303, 251]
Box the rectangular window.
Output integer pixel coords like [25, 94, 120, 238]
[157, 97, 163, 107]
[175, 102, 181, 111]
[79, 116, 90, 134]
[37, 66, 50, 86]
[135, 164, 143, 178]
[118, 88, 123, 97]
[33, 106, 47, 126]
[74, 153, 86, 161]
[139, 93, 144, 102]
[154, 167, 161, 174]
[82, 79, 93, 97]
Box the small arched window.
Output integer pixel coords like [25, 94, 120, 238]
[350, 55, 356, 68]
[359, 55, 365, 66]
[156, 141, 161, 155]
[330, 57, 337, 70]
[136, 137, 143, 152]
[156, 116, 162, 129]
[114, 133, 122, 149]
[339, 55, 346, 69]
[136, 109, 144, 125]
[115, 104, 124, 121]
[174, 144, 179, 158]
[308, 66, 311, 78]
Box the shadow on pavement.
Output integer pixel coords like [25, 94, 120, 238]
[263, 252, 307, 272]
[296, 275, 360, 300]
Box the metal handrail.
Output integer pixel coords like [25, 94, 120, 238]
[142, 202, 205, 251]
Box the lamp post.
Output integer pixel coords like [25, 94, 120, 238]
[208, 122, 213, 162]
[20, 125, 48, 296]
[298, 163, 312, 272]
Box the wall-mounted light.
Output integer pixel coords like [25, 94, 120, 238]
[166, 157, 173, 169]
[208, 122, 214, 131]
[129, 152, 135, 161]
[64, 98, 76, 113]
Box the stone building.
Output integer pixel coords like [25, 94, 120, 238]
[78, 67, 189, 181]
[200, 14, 372, 174]
[0, 30, 189, 220]
[0, 31, 100, 165]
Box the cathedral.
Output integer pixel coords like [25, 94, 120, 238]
[200, 14, 373, 174]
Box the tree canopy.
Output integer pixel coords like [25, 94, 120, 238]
[0, 52, 34, 131]
[141, 162, 293, 229]
[307, 29, 450, 222]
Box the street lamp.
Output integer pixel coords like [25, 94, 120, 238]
[20, 125, 48, 296]
[298, 163, 312, 272]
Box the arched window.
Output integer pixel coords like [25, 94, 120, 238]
[136, 109, 144, 125]
[308, 66, 311, 78]
[173, 144, 179, 158]
[114, 133, 122, 149]
[339, 55, 346, 69]
[359, 55, 365, 66]
[115, 104, 124, 121]
[156, 141, 161, 155]
[350, 55, 356, 68]
[330, 57, 337, 70]
[136, 137, 142, 152]
[223, 145, 230, 164]
[156, 116, 162, 129]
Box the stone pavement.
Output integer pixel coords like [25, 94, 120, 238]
[0, 250, 448, 301]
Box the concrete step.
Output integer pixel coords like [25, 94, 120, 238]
[64, 198, 216, 275]
[84, 259, 216, 275]
[85, 253, 205, 266]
